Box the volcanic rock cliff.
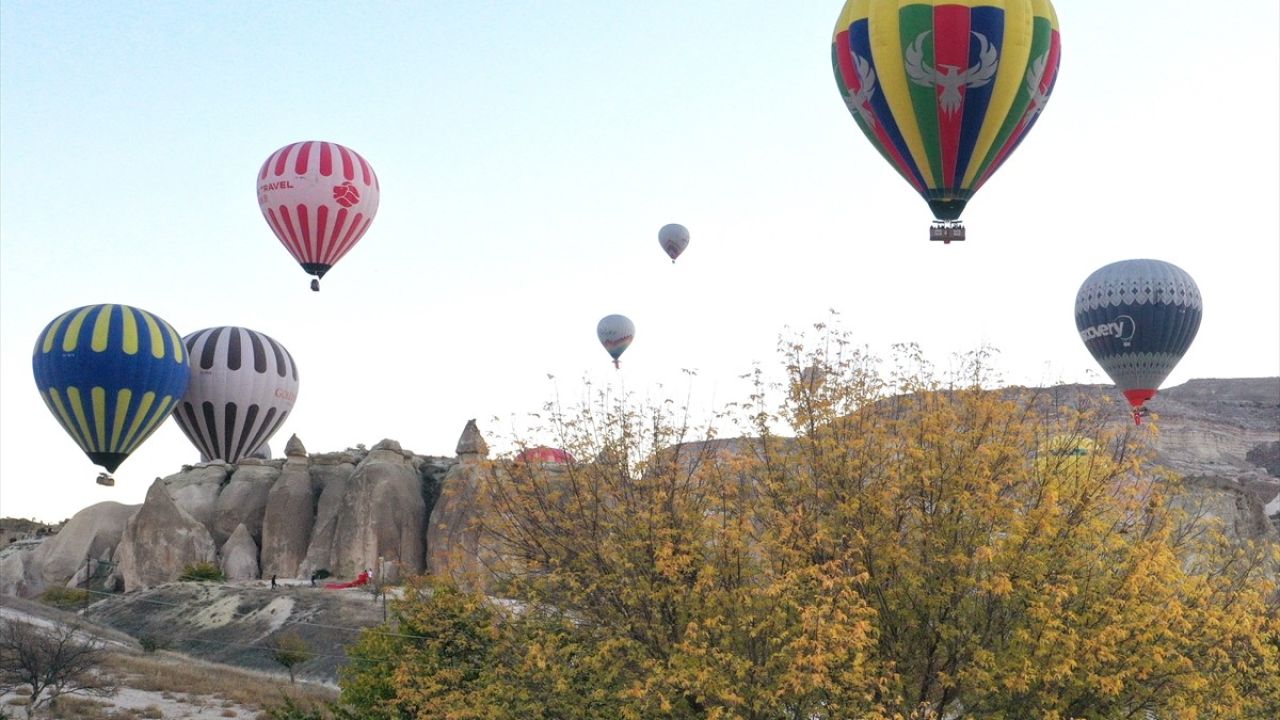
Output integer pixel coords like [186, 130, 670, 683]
[2, 379, 1277, 599]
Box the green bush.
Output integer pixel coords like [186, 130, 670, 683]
[178, 562, 225, 582]
[38, 586, 90, 609]
[138, 634, 167, 653]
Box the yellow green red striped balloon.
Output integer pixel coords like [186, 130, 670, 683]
[32, 304, 190, 475]
[832, 0, 1061, 222]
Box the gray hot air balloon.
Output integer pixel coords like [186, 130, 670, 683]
[1074, 259, 1202, 424]
[597, 315, 635, 369]
[658, 223, 690, 263]
[174, 326, 299, 463]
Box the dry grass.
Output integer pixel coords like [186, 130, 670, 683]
[102, 652, 338, 712]
[2, 651, 340, 719]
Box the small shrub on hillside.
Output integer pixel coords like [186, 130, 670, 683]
[138, 634, 167, 653]
[272, 632, 312, 684]
[178, 562, 225, 582]
[38, 586, 90, 609]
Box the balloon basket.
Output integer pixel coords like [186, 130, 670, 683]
[310, 278, 320, 292]
[929, 221, 965, 244]
[96, 473, 115, 487]
[613, 359, 620, 369]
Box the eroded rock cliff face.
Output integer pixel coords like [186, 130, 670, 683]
[35, 501, 138, 589]
[1146, 378, 1280, 540]
[4, 379, 1276, 598]
[113, 479, 217, 591]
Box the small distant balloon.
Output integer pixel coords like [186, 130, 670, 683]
[1074, 259, 1202, 424]
[32, 304, 191, 479]
[658, 223, 690, 263]
[257, 141, 380, 291]
[597, 314, 635, 369]
[515, 446, 575, 464]
[173, 326, 300, 465]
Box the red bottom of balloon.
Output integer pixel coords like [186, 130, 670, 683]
[1122, 388, 1157, 409]
[1123, 388, 1157, 425]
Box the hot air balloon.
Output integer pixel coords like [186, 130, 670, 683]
[173, 327, 299, 464]
[32, 304, 191, 481]
[257, 141, 380, 291]
[597, 315, 635, 369]
[515, 446, 575, 464]
[832, 0, 1061, 242]
[658, 223, 690, 263]
[1075, 259, 1202, 424]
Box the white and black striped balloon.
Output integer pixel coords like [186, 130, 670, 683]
[174, 327, 299, 464]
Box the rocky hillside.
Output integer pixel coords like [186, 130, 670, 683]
[82, 579, 386, 684]
[3, 379, 1277, 606]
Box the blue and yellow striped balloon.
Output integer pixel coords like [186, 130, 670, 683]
[32, 304, 191, 474]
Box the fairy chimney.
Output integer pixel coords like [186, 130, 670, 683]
[455, 420, 488, 463]
[285, 433, 307, 458]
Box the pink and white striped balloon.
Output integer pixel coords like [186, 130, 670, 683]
[257, 141, 380, 290]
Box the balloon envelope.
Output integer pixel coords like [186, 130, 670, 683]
[257, 141, 380, 285]
[658, 223, 690, 262]
[174, 326, 299, 465]
[831, 0, 1061, 221]
[597, 315, 635, 368]
[1074, 259, 1202, 411]
[32, 304, 190, 474]
[515, 446, 575, 464]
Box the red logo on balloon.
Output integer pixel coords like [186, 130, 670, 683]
[333, 182, 361, 208]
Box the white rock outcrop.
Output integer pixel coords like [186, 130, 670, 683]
[302, 440, 425, 579]
[212, 463, 278, 546]
[261, 454, 317, 579]
[114, 479, 217, 591]
[34, 501, 137, 589]
[165, 464, 230, 529]
[220, 523, 260, 581]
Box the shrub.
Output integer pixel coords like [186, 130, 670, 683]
[178, 562, 225, 582]
[138, 634, 166, 653]
[38, 586, 91, 609]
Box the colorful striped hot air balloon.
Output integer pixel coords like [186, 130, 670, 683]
[1074, 259, 1203, 424]
[832, 0, 1062, 242]
[32, 304, 190, 479]
[173, 326, 299, 464]
[597, 315, 635, 369]
[257, 141, 380, 291]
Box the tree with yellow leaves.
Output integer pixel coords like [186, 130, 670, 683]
[337, 326, 1278, 719]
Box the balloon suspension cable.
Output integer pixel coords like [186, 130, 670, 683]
[929, 220, 965, 245]
[310, 278, 320, 292]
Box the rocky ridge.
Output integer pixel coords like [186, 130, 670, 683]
[2, 379, 1277, 601]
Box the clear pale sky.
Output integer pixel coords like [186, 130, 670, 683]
[2, 1, 1277, 523]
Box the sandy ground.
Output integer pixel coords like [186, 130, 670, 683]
[0, 686, 263, 719]
[1, 600, 335, 719]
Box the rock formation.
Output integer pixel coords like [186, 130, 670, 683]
[297, 451, 360, 579]
[219, 523, 260, 581]
[0, 540, 44, 597]
[427, 421, 493, 589]
[302, 440, 426, 579]
[165, 464, 230, 529]
[33, 501, 138, 588]
[113, 479, 217, 591]
[211, 462, 278, 546]
[260, 452, 316, 579]
[3, 378, 1274, 600]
